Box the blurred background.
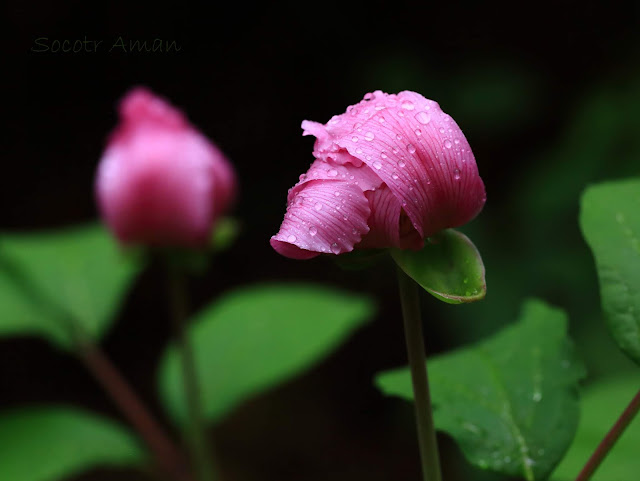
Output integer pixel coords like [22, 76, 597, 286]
[2, 1, 640, 480]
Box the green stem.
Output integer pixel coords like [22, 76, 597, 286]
[575, 387, 640, 481]
[167, 264, 217, 481]
[397, 267, 442, 481]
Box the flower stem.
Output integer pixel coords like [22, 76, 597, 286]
[166, 264, 217, 481]
[78, 341, 194, 481]
[396, 267, 442, 481]
[575, 387, 640, 481]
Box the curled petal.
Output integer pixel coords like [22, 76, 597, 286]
[287, 158, 382, 203]
[271, 180, 371, 259]
[336, 91, 485, 238]
[358, 185, 423, 250]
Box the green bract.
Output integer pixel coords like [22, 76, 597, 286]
[392, 229, 486, 304]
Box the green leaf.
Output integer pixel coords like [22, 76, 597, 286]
[0, 406, 146, 481]
[552, 375, 640, 480]
[0, 224, 141, 349]
[376, 299, 586, 481]
[158, 284, 375, 425]
[391, 229, 486, 304]
[580, 179, 640, 364]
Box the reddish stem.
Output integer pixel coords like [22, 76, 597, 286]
[79, 342, 195, 481]
[575, 387, 640, 481]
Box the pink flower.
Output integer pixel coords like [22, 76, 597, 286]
[270, 90, 486, 259]
[96, 87, 236, 248]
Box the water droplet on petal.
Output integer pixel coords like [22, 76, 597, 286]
[381, 152, 388, 159]
[331, 243, 340, 254]
[355, 147, 363, 154]
[407, 144, 416, 154]
[315, 202, 323, 211]
[373, 160, 382, 170]
[309, 226, 317, 236]
[453, 168, 461, 180]
[364, 131, 375, 141]
[401, 100, 415, 110]
[415, 129, 422, 136]
[378, 116, 385, 122]
[392, 172, 399, 180]
[351, 136, 359, 142]
[328, 169, 338, 177]
[444, 139, 452, 149]
[439, 127, 445, 134]
[396, 134, 402, 140]
[415, 111, 431, 124]
[287, 234, 297, 242]
[398, 159, 406, 168]
[334, 191, 340, 196]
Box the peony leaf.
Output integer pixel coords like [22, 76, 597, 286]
[0, 406, 146, 481]
[158, 284, 375, 425]
[580, 178, 640, 364]
[376, 299, 586, 481]
[391, 229, 486, 304]
[0, 224, 141, 349]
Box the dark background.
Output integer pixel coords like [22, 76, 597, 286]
[2, 1, 640, 480]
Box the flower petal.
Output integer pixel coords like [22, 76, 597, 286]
[336, 91, 485, 238]
[287, 158, 382, 203]
[271, 179, 371, 259]
[357, 185, 423, 250]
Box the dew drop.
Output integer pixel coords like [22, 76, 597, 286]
[401, 100, 415, 110]
[334, 191, 340, 196]
[328, 169, 338, 177]
[309, 226, 317, 236]
[398, 159, 406, 168]
[378, 116, 386, 123]
[373, 160, 382, 170]
[355, 147, 363, 154]
[439, 127, 445, 134]
[351, 136, 359, 142]
[415, 129, 422, 136]
[415, 111, 431, 124]
[353, 122, 362, 130]
[392, 172, 399, 180]
[331, 243, 340, 254]
[396, 134, 402, 140]
[453, 168, 461, 180]
[314, 202, 323, 211]
[287, 234, 297, 242]
[533, 391, 542, 402]
[407, 143, 416, 154]
[364, 131, 375, 141]
[392, 146, 399, 154]
[381, 152, 388, 159]
[444, 139, 452, 149]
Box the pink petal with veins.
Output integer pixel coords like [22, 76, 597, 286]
[270, 180, 371, 258]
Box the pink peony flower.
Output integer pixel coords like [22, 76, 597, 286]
[96, 87, 236, 248]
[271, 90, 486, 259]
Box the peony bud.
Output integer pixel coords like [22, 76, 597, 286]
[96, 88, 236, 248]
[271, 90, 485, 259]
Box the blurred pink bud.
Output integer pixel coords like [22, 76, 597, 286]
[96, 88, 236, 248]
[271, 90, 485, 259]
